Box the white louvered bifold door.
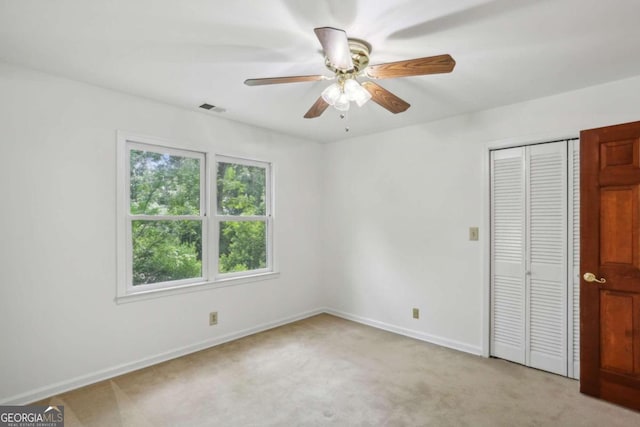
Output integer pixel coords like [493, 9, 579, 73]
[491, 147, 526, 364]
[490, 140, 576, 377]
[568, 140, 580, 379]
[526, 142, 567, 376]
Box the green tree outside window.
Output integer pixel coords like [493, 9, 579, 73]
[216, 161, 268, 274]
[130, 149, 203, 286]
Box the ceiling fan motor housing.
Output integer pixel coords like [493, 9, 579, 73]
[325, 38, 371, 74]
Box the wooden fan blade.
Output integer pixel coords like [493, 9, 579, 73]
[304, 97, 330, 119]
[244, 75, 327, 86]
[365, 54, 455, 79]
[314, 27, 354, 71]
[361, 81, 410, 114]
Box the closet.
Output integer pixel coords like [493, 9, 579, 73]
[490, 139, 580, 378]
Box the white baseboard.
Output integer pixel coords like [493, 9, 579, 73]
[3, 307, 482, 405]
[2, 308, 325, 405]
[324, 308, 483, 356]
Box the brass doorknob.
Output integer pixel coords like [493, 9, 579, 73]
[583, 272, 606, 284]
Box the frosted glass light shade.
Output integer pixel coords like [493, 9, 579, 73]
[343, 79, 371, 107]
[321, 83, 341, 105]
[334, 93, 350, 111]
[353, 86, 372, 107]
[343, 79, 360, 101]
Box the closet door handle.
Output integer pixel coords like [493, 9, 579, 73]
[583, 272, 606, 284]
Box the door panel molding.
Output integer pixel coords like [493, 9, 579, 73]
[580, 120, 640, 411]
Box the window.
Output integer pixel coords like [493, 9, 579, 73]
[117, 133, 275, 300]
[215, 156, 272, 277]
[126, 142, 206, 291]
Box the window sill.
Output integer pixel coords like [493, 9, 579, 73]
[115, 271, 280, 304]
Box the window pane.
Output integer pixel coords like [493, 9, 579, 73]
[132, 220, 202, 285]
[218, 221, 267, 273]
[216, 162, 266, 216]
[130, 149, 201, 215]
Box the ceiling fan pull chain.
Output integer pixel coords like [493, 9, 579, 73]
[340, 111, 350, 132]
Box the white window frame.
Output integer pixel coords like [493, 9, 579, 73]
[125, 141, 207, 293]
[116, 132, 278, 303]
[214, 155, 274, 280]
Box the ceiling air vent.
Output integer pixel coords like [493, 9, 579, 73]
[199, 103, 226, 113]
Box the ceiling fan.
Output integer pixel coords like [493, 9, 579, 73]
[244, 27, 456, 119]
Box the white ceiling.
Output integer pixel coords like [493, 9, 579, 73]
[2, 0, 640, 143]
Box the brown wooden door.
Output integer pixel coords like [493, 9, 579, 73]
[581, 120, 640, 410]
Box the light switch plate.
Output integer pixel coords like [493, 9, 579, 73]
[469, 227, 479, 241]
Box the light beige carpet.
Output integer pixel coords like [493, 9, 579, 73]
[35, 314, 640, 426]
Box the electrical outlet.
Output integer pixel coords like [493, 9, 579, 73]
[412, 308, 419, 319]
[209, 311, 218, 326]
[469, 227, 479, 241]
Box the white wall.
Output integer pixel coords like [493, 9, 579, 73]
[0, 62, 324, 404]
[322, 74, 640, 355]
[4, 57, 640, 405]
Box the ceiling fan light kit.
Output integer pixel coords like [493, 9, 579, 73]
[244, 27, 455, 119]
[321, 77, 372, 111]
